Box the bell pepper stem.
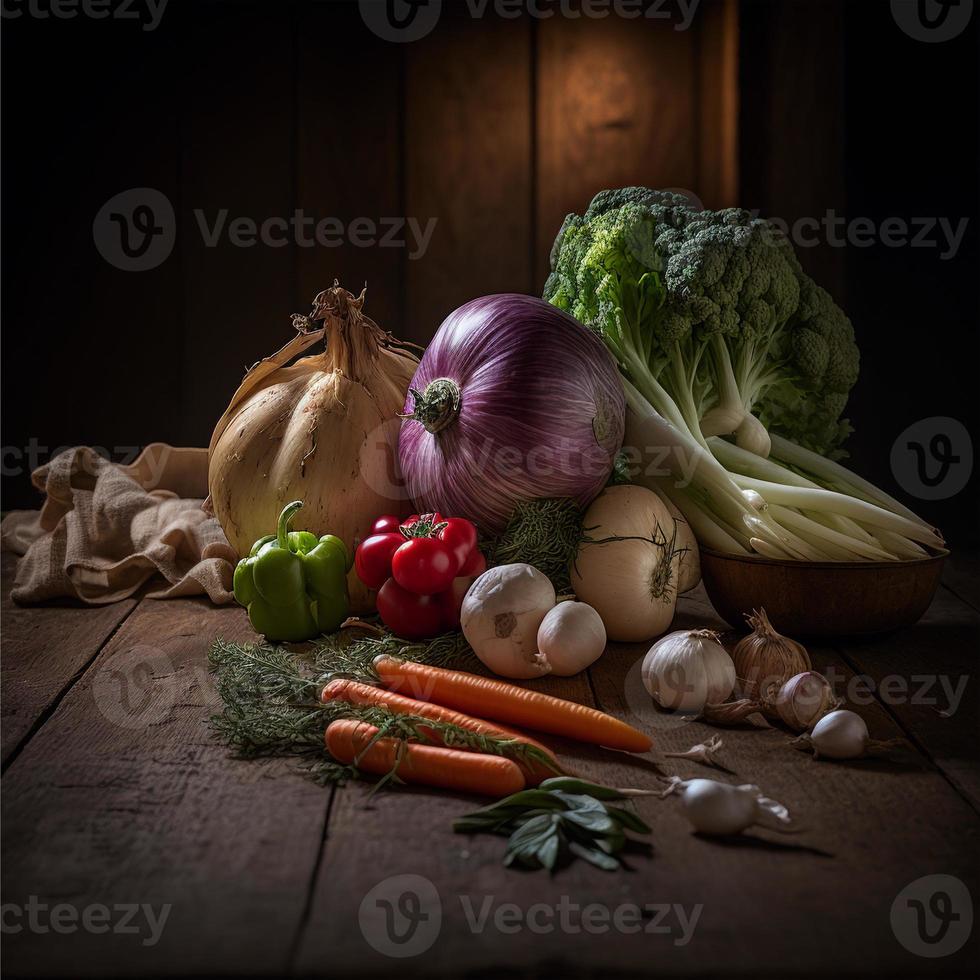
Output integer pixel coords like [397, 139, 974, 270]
[277, 500, 304, 549]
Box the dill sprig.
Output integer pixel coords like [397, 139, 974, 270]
[484, 497, 584, 592]
[207, 627, 541, 790]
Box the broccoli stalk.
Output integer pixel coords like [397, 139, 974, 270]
[545, 187, 944, 561]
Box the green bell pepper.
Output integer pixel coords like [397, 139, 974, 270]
[232, 500, 351, 642]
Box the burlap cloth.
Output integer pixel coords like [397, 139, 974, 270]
[1, 444, 237, 605]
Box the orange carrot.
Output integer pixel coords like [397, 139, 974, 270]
[321, 678, 561, 785]
[372, 656, 653, 754]
[325, 719, 525, 797]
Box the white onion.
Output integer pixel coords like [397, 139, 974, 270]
[571, 485, 681, 642]
[460, 564, 555, 679]
[536, 601, 606, 676]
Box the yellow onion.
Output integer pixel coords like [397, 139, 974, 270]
[733, 608, 811, 700]
[208, 284, 419, 612]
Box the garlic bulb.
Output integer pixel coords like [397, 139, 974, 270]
[571, 485, 681, 642]
[461, 564, 556, 679]
[208, 285, 418, 612]
[662, 777, 794, 835]
[641, 630, 735, 713]
[768, 671, 837, 732]
[733, 608, 811, 699]
[536, 601, 606, 676]
[793, 709, 905, 760]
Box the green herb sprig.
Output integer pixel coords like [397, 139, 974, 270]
[454, 777, 653, 872]
[483, 498, 584, 592]
[208, 632, 534, 788]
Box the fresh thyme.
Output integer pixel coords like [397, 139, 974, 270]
[207, 628, 542, 790]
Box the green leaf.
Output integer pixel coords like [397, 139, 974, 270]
[504, 813, 560, 869]
[605, 806, 653, 835]
[563, 808, 616, 835]
[567, 840, 621, 871]
[552, 791, 606, 810]
[538, 777, 628, 800]
[465, 790, 568, 817]
[538, 831, 561, 871]
[596, 829, 626, 854]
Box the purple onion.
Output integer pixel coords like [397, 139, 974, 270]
[398, 294, 625, 533]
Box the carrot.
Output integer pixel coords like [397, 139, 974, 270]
[325, 719, 525, 797]
[321, 678, 560, 785]
[372, 655, 653, 754]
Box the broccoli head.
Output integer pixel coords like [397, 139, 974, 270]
[545, 187, 860, 459]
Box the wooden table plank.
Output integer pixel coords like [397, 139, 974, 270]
[1, 596, 329, 978]
[1, 551, 138, 767]
[833, 584, 980, 811]
[3, 563, 977, 978]
[293, 584, 979, 978]
[943, 551, 980, 612]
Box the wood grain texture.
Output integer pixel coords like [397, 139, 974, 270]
[404, 9, 533, 342]
[738, 0, 845, 301]
[0, 552, 138, 767]
[535, 13, 698, 286]
[697, 0, 740, 209]
[835, 584, 980, 811]
[943, 551, 980, 612]
[2, 570, 977, 978]
[294, 1, 405, 339]
[294, 584, 978, 978]
[1, 597, 329, 978]
[178, 2, 297, 446]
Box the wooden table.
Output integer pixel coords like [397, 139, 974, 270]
[2, 549, 978, 978]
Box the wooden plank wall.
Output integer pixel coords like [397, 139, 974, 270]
[1, 0, 739, 512]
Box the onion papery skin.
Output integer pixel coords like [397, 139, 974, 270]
[398, 294, 625, 533]
[209, 286, 418, 613]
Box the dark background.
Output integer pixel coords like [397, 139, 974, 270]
[2, 0, 977, 544]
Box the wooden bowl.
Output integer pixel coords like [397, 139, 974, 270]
[699, 548, 949, 637]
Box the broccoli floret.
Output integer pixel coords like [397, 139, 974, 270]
[545, 187, 860, 459]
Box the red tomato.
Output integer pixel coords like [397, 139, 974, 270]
[401, 512, 443, 534]
[457, 548, 486, 578]
[391, 537, 456, 595]
[438, 518, 479, 573]
[437, 575, 478, 631]
[354, 533, 404, 590]
[376, 579, 444, 639]
[370, 515, 404, 535]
